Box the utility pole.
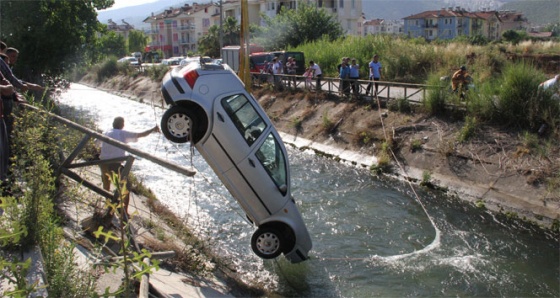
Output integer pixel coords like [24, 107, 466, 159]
[239, 0, 251, 92]
[219, 0, 223, 51]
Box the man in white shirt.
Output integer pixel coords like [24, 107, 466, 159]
[309, 60, 322, 92]
[98, 116, 159, 215]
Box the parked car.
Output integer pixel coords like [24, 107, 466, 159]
[162, 56, 184, 66]
[159, 60, 312, 263]
[179, 56, 212, 67]
[118, 56, 139, 66]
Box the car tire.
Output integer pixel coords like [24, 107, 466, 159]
[251, 227, 284, 259]
[161, 106, 198, 143]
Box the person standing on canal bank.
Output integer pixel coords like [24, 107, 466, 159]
[97, 116, 159, 215]
[366, 54, 382, 97]
[309, 60, 322, 92]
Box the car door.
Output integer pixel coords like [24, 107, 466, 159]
[203, 92, 275, 220]
[234, 130, 291, 217]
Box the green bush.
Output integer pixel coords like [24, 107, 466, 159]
[146, 64, 170, 81]
[94, 57, 119, 83]
[494, 63, 545, 128]
[423, 74, 448, 115]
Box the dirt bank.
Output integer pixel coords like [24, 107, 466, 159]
[80, 74, 560, 230]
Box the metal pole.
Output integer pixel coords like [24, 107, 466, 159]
[23, 104, 196, 177]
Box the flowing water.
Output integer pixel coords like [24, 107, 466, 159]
[56, 84, 558, 297]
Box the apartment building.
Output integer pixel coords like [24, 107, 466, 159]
[363, 19, 403, 36]
[143, 0, 364, 56]
[403, 7, 527, 41]
[106, 19, 135, 40]
[143, 2, 219, 57]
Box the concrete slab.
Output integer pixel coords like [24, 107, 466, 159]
[150, 269, 233, 298]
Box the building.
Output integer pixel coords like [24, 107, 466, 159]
[143, 2, 219, 57]
[403, 7, 528, 41]
[363, 19, 403, 36]
[498, 10, 528, 32]
[143, 0, 364, 56]
[106, 19, 135, 40]
[470, 10, 501, 40]
[403, 7, 473, 40]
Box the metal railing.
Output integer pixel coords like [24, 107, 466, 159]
[251, 73, 428, 103]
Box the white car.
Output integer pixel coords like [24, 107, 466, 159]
[162, 56, 184, 66]
[118, 56, 139, 65]
[160, 61, 312, 263]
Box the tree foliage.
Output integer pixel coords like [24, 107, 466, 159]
[198, 16, 240, 57]
[0, 0, 114, 79]
[128, 30, 148, 54]
[255, 2, 344, 50]
[98, 31, 128, 59]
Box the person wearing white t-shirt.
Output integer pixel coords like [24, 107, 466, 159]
[309, 60, 322, 91]
[98, 116, 159, 215]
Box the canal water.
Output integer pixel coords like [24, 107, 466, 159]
[56, 84, 558, 297]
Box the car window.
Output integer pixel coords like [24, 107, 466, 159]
[221, 94, 267, 146]
[255, 133, 287, 190]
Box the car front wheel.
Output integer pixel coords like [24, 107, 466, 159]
[161, 106, 197, 143]
[251, 227, 284, 259]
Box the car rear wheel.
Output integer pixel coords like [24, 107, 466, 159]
[251, 227, 284, 259]
[161, 106, 197, 143]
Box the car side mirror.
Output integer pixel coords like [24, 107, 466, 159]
[278, 184, 287, 195]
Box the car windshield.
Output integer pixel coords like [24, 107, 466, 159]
[255, 133, 287, 190]
[221, 94, 267, 146]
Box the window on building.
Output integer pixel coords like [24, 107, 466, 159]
[339, 0, 344, 8]
[352, 0, 355, 9]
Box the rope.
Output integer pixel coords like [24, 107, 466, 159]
[372, 94, 441, 260]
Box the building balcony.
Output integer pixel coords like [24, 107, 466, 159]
[180, 39, 196, 45]
[178, 24, 196, 31]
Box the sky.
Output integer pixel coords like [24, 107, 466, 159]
[100, 0, 160, 11]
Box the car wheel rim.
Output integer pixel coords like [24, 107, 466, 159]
[167, 113, 191, 139]
[256, 232, 280, 255]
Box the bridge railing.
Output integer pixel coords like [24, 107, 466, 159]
[250, 72, 432, 103]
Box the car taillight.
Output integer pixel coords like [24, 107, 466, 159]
[183, 70, 199, 89]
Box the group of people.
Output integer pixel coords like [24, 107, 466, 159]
[336, 55, 382, 98]
[0, 41, 45, 187]
[300, 55, 383, 98]
[263, 56, 299, 90]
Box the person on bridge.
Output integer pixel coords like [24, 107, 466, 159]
[97, 116, 159, 216]
[308, 60, 322, 92]
[366, 55, 382, 97]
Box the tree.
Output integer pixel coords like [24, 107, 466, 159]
[198, 25, 221, 57]
[256, 2, 344, 50]
[0, 0, 114, 79]
[198, 16, 241, 57]
[128, 30, 148, 54]
[98, 31, 128, 59]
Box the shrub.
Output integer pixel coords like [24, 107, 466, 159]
[146, 64, 170, 81]
[388, 97, 412, 113]
[457, 116, 479, 143]
[94, 57, 119, 83]
[423, 74, 448, 115]
[494, 63, 545, 128]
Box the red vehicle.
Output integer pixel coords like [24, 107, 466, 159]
[249, 52, 273, 74]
